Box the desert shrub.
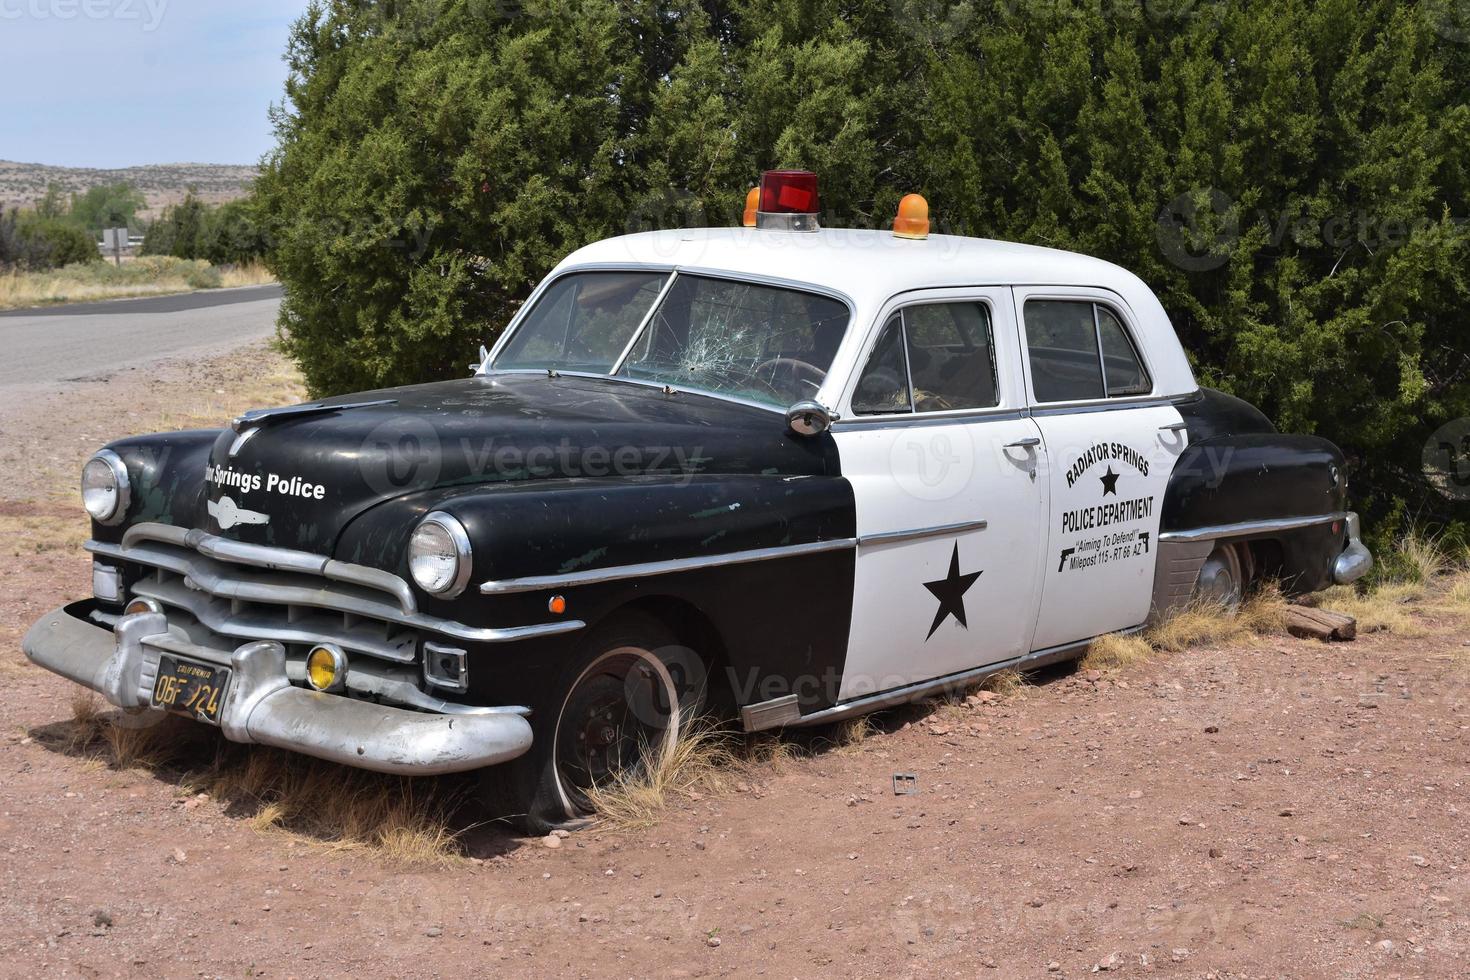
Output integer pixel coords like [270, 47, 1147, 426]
[255, 0, 1470, 535]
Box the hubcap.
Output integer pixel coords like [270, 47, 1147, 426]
[1197, 544, 1244, 610]
[554, 651, 676, 814]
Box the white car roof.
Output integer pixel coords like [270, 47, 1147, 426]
[550, 227, 1198, 399]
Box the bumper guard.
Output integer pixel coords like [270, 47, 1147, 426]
[22, 603, 533, 776]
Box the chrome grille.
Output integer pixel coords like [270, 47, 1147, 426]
[86, 523, 584, 663]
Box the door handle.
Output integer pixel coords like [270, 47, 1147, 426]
[1158, 422, 1188, 433]
[1004, 436, 1041, 449]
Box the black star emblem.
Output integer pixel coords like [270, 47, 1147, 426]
[923, 543, 983, 640]
[1099, 466, 1120, 496]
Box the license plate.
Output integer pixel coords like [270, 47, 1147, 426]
[151, 655, 231, 724]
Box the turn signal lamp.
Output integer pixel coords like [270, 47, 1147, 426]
[307, 644, 348, 693]
[893, 193, 930, 239]
[742, 187, 759, 228]
[754, 170, 821, 231]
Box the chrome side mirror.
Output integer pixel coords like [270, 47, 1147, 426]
[786, 400, 833, 437]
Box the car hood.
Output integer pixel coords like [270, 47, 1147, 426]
[198, 373, 835, 552]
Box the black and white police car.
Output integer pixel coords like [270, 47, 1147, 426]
[25, 171, 1372, 831]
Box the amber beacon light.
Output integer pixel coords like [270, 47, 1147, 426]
[893, 193, 930, 240]
[742, 187, 760, 228]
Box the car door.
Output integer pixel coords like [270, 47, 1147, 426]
[832, 289, 1048, 701]
[1013, 287, 1190, 651]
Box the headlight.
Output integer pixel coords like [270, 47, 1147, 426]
[81, 450, 130, 525]
[408, 511, 472, 598]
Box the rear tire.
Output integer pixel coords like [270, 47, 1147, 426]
[1195, 542, 1247, 611]
[479, 612, 702, 835]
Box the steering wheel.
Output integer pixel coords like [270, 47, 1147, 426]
[756, 357, 827, 392]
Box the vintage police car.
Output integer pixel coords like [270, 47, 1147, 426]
[24, 171, 1371, 831]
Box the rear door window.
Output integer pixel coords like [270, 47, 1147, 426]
[852, 302, 1001, 415]
[1024, 299, 1150, 403]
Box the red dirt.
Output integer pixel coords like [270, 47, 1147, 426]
[2, 343, 1467, 977]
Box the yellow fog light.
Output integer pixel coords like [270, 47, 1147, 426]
[306, 644, 348, 693]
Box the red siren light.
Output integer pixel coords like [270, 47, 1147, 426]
[755, 170, 821, 231]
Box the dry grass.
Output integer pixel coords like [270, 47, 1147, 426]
[979, 666, 1026, 697]
[59, 698, 462, 864]
[1083, 586, 1289, 672]
[0, 256, 268, 310]
[833, 715, 875, 748]
[185, 746, 463, 865]
[1319, 582, 1431, 637]
[582, 723, 745, 831]
[0, 512, 91, 555]
[1389, 531, 1453, 585]
[217, 260, 275, 288]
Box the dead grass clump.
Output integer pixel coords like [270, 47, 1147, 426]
[833, 715, 875, 749]
[980, 667, 1026, 697]
[1318, 583, 1428, 637]
[582, 723, 741, 830]
[217, 260, 275, 288]
[1081, 631, 1155, 672]
[188, 746, 463, 865]
[1083, 586, 1288, 672]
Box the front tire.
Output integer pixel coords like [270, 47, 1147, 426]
[479, 612, 699, 835]
[1195, 542, 1248, 611]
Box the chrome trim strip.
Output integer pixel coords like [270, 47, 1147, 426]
[480, 537, 857, 595]
[791, 628, 1143, 728]
[1027, 395, 1175, 417]
[1158, 512, 1348, 544]
[833, 408, 1029, 430]
[859, 519, 987, 547]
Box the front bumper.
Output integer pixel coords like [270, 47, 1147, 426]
[1332, 512, 1373, 586]
[22, 602, 533, 775]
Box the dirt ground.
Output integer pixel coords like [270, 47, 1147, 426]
[1, 341, 1468, 978]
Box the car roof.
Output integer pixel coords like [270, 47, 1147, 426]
[556, 227, 1149, 307]
[549, 227, 1198, 400]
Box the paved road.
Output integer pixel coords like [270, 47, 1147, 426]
[0, 285, 282, 387]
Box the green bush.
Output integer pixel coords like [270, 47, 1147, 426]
[255, 0, 1470, 534]
[1, 210, 100, 270]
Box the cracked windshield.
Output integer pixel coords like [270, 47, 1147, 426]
[495, 271, 849, 407]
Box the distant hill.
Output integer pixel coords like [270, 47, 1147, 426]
[0, 160, 259, 220]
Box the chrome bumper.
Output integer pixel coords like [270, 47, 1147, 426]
[22, 604, 533, 775]
[1332, 512, 1373, 585]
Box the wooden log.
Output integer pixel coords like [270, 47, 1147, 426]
[1286, 605, 1357, 642]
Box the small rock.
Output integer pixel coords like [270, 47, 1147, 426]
[706, 935, 722, 948]
[91, 909, 112, 929]
[542, 835, 562, 849]
[1204, 725, 1219, 734]
[1409, 855, 1429, 867]
[1376, 939, 1395, 953]
[1208, 847, 1222, 859]
[169, 848, 187, 865]
[604, 868, 615, 876]
[1127, 789, 1143, 800]
[1178, 816, 1194, 826]
[1046, 961, 1061, 972]
[1085, 670, 1102, 683]
[1279, 808, 1295, 817]
[1170, 948, 1191, 963]
[425, 926, 443, 938]
[1093, 952, 1124, 971]
[550, 828, 570, 838]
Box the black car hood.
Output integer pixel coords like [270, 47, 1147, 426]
[199, 373, 835, 551]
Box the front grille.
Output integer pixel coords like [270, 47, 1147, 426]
[86, 523, 578, 665]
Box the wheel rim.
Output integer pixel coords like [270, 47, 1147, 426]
[1196, 543, 1244, 611]
[550, 646, 681, 819]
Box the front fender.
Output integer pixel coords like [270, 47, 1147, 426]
[88, 430, 222, 545]
[335, 473, 858, 712]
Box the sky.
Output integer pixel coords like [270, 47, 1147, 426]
[1, 0, 306, 168]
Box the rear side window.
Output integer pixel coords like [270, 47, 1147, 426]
[1024, 300, 1150, 403]
[852, 302, 1000, 415]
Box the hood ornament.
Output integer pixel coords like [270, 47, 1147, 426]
[227, 398, 399, 458]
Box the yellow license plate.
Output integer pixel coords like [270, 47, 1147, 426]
[151, 655, 230, 724]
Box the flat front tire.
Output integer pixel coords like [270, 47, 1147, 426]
[479, 612, 699, 835]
